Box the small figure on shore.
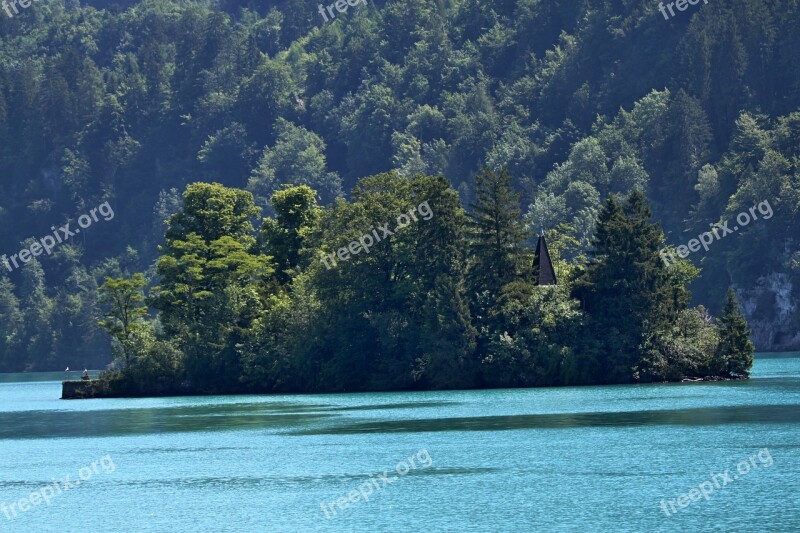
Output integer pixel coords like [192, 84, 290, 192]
[82, 369, 90, 381]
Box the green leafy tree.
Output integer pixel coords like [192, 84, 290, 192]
[483, 283, 583, 388]
[98, 274, 149, 369]
[0, 278, 23, 372]
[151, 183, 274, 391]
[239, 268, 330, 394]
[165, 182, 261, 245]
[259, 185, 321, 284]
[248, 119, 342, 208]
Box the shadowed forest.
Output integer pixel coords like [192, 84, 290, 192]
[0, 0, 797, 384]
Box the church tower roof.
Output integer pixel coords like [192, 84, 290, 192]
[533, 230, 557, 286]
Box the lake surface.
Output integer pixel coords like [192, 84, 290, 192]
[1, 354, 799, 532]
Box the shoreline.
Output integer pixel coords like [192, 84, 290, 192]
[60, 374, 747, 400]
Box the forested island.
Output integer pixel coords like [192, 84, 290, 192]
[82, 171, 753, 396]
[0, 0, 797, 386]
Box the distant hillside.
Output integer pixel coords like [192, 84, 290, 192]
[0, 0, 797, 371]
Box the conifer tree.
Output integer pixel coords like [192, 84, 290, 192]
[715, 288, 755, 378]
[573, 190, 684, 383]
[466, 167, 531, 301]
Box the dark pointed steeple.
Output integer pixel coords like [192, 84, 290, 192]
[533, 228, 557, 286]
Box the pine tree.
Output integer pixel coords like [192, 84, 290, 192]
[715, 288, 755, 378]
[573, 190, 684, 383]
[466, 167, 532, 300]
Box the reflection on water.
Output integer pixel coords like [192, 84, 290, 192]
[0, 400, 467, 440]
[0, 403, 334, 440]
[291, 403, 800, 435]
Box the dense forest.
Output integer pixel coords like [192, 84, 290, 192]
[0, 0, 797, 375]
[89, 176, 753, 394]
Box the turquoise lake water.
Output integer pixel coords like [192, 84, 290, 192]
[1, 354, 799, 532]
